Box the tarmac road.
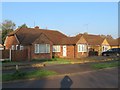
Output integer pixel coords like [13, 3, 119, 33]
[2, 67, 118, 88]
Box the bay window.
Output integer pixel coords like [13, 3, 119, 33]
[35, 44, 50, 53]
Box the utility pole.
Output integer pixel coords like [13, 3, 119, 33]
[34, 21, 35, 27]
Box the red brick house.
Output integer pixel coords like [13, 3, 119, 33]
[4, 26, 89, 60]
[53, 34, 88, 58]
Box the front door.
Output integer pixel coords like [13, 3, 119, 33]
[63, 45, 66, 56]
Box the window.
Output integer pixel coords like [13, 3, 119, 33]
[53, 45, 60, 52]
[102, 46, 109, 52]
[35, 44, 39, 53]
[11, 45, 15, 50]
[16, 45, 19, 50]
[78, 44, 87, 52]
[34, 44, 50, 53]
[46, 44, 50, 53]
[20, 45, 24, 50]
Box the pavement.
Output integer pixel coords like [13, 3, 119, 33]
[1, 62, 99, 74]
[2, 60, 118, 74]
[2, 67, 118, 88]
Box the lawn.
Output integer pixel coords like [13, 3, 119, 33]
[91, 61, 120, 69]
[43, 58, 72, 64]
[2, 70, 57, 82]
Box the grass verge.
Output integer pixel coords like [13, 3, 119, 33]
[2, 70, 57, 82]
[91, 61, 120, 69]
[44, 58, 72, 64]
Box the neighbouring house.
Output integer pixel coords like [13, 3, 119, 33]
[53, 34, 88, 58]
[76, 34, 111, 55]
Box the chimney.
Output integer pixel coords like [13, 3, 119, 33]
[34, 26, 39, 29]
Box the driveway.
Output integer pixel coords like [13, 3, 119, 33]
[2, 67, 118, 88]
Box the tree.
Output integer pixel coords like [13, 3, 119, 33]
[18, 23, 28, 28]
[106, 35, 113, 39]
[1, 20, 16, 45]
[100, 34, 106, 38]
[83, 32, 88, 35]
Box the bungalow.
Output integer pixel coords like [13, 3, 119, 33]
[53, 34, 88, 58]
[4, 26, 89, 60]
[76, 34, 111, 55]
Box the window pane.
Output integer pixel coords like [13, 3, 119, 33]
[46, 44, 50, 53]
[35, 44, 39, 53]
[11, 45, 15, 50]
[20, 45, 24, 50]
[39, 44, 46, 53]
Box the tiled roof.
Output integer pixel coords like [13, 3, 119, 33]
[8, 27, 70, 45]
[107, 37, 120, 46]
[76, 34, 105, 45]
[60, 34, 83, 45]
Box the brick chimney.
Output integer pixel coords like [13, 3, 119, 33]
[34, 26, 39, 29]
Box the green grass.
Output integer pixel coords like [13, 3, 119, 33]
[91, 61, 120, 69]
[44, 58, 72, 64]
[31, 58, 72, 64]
[2, 70, 57, 81]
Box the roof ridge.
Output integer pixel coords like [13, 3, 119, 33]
[8, 27, 26, 36]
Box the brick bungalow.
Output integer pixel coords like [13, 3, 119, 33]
[4, 26, 89, 60]
[76, 34, 111, 55]
[53, 34, 88, 58]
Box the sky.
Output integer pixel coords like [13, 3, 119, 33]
[2, 2, 118, 38]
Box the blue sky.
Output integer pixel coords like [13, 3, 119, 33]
[2, 2, 118, 38]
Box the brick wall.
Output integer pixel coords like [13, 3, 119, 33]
[75, 45, 88, 58]
[31, 33, 53, 60]
[5, 35, 19, 49]
[67, 45, 75, 58]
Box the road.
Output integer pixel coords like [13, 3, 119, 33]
[2, 67, 118, 88]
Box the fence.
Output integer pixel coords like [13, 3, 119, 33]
[2, 50, 9, 59]
[1, 49, 28, 61]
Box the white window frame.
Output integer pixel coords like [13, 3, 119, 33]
[78, 44, 87, 52]
[46, 44, 50, 53]
[53, 45, 60, 52]
[16, 45, 19, 50]
[102, 45, 109, 52]
[11, 45, 15, 50]
[20, 45, 24, 50]
[34, 44, 50, 54]
[35, 44, 39, 53]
